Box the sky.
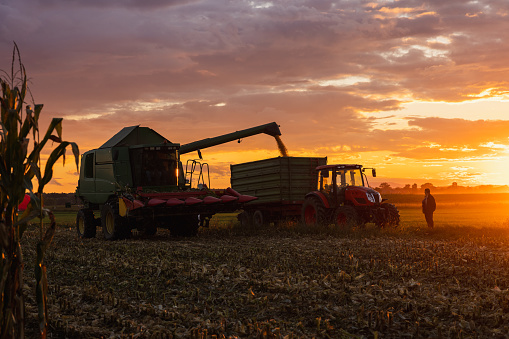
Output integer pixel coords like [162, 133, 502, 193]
[1, 0, 509, 193]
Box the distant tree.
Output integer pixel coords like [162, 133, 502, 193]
[378, 182, 392, 192]
[421, 183, 435, 190]
[412, 183, 418, 190]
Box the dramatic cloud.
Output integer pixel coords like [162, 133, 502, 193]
[1, 0, 509, 190]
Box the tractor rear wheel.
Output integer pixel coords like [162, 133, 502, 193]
[333, 206, 358, 229]
[76, 209, 96, 238]
[301, 197, 325, 227]
[101, 201, 127, 240]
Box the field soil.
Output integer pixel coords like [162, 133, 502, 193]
[20, 211, 509, 338]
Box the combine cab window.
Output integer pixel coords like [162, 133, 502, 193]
[130, 147, 178, 187]
[84, 153, 94, 178]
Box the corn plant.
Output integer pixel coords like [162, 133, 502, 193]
[0, 43, 79, 338]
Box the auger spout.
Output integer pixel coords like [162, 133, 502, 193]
[179, 122, 281, 155]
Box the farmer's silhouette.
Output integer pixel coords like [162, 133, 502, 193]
[422, 188, 436, 228]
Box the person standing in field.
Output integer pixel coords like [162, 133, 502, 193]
[422, 188, 436, 228]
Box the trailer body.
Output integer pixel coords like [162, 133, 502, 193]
[230, 156, 327, 226]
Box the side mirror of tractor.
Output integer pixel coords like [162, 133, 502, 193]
[372, 169, 376, 177]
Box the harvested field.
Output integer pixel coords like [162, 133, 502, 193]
[20, 215, 509, 338]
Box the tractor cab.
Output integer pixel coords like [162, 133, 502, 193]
[319, 165, 365, 190]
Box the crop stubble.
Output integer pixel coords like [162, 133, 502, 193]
[20, 222, 509, 338]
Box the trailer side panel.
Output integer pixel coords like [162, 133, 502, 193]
[230, 157, 327, 205]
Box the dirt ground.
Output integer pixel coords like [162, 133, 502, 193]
[20, 222, 509, 338]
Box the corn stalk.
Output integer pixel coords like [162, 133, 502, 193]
[0, 43, 79, 338]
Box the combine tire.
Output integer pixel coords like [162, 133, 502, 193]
[333, 206, 358, 229]
[101, 201, 126, 240]
[76, 209, 96, 238]
[301, 197, 325, 227]
[144, 222, 157, 236]
[170, 215, 199, 237]
[378, 203, 400, 228]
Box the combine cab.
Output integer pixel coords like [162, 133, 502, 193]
[301, 164, 400, 228]
[75, 122, 281, 240]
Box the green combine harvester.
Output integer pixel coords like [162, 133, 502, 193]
[75, 122, 281, 240]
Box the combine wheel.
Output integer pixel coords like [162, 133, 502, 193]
[143, 221, 157, 236]
[378, 203, 400, 228]
[101, 201, 127, 240]
[76, 209, 96, 238]
[170, 215, 199, 237]
[333, 206, 358, 230]
[301, 197, 325, 227]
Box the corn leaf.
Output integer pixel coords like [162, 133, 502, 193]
[38, 141, 78, 191]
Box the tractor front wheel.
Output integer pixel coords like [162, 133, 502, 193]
[377, 203, 400, 228]
[76, 209, 96, 238]
[333, 206, 358, 230]
[301, 197, 325, 227]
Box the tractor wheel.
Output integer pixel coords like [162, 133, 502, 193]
[333, 206, 358, 230]
[252, 210, 266, 228]
[101, 201, 126, 240]
[170, 215, 199, 237]
[376, 203, 400, 228]
[301, 197, 325, 227]
[76, 209, 96, 239]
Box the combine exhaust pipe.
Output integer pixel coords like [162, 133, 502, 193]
[179, 122, 281, 155]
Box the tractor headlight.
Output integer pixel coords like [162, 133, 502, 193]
[366, 192, 381, 204]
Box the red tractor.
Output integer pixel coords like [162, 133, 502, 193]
[301, 164, 399, 228]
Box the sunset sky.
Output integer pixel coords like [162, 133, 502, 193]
[1, 0, 509, 193]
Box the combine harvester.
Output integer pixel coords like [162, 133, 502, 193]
[75, 122, 281, 240]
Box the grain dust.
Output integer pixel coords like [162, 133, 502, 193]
[274, 135, 289, 157]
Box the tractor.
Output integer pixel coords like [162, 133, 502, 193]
[301, 164, 400, 228]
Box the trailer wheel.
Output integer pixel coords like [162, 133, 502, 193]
[378, 203, 400, 228]
[333, 206, 358, 229]
[252, 210, 266, 228]
[101, 201, 126, 240]
[76, 209, 96, 238]
[170, 215, 199, 237]
[301, 197, 325, 226]
[238, 211, 252, 228]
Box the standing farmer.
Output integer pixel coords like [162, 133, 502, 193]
[422, 188, 436, 228]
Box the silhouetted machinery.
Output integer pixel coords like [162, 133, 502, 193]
[75, 122, 281, 240]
